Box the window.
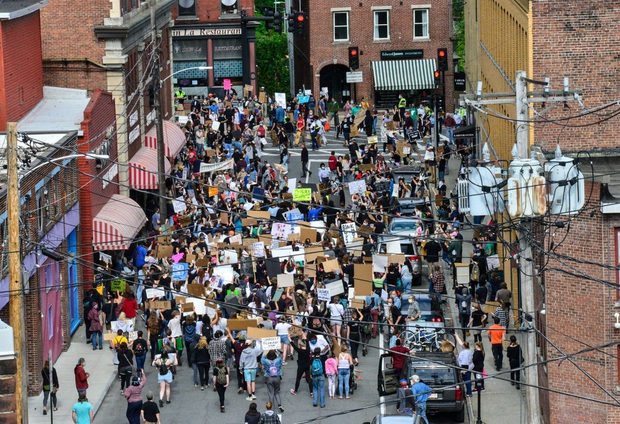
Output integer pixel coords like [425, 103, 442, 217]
[220, 0, 238, 15]
[413, 9, 429, 39]
[177, 0, 196, 17]
[333, 11, 349, 42]
[45, 263, 54, 293]
[37, 188, 50, 234]
[374, 10, 390, 40]
[47, 305, 54, 339]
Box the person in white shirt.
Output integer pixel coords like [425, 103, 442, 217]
[275, 317, 293, 364]
[327, 297, 345, 345]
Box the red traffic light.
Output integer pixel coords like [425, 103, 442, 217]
[438, 50, 446, 58]
[296, 13, 305, 22]
[350, 49, 358, 56]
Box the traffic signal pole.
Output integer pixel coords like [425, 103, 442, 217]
[285, 0, 295, 96]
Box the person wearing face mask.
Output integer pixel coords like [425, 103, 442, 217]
[317, 163, 330, 185]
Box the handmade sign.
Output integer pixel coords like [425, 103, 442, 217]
[272, 223, 293, 239]
[324, 280, 345, 296]
[354, 264, 374, 294]
[110, 279, 126, 293]
[372, 255, 389, 273]
[228, 319, 258, 330]
[171, 262, 189, 281]
[322, 259, 339, 273]
[186, 283, 205, 297]
[293, 188, 312, 202]
[317, 288, 331, 302]
[247, 327, 277, 339]
[348, 179, 367, 195]
[253, 242, 265, 258]
[248, 210, 271, 220]
[277, 274, 295, 288]
[145, 287, 166, 299]
[172, 196, 187, 214]
[147, 300, 171, 310]
[261, 336, 282, 351]
[341, 222, 358, 245]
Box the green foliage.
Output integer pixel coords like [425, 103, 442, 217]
[255, 32, 290, 95]
[453, 0, 465, 69]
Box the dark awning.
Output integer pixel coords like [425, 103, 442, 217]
[454, 125, 476, 138]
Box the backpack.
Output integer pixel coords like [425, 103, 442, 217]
[269, 360, 279, 377]
[158, 360, 169, 376]
[201, 325, 213, 342]
[133, 339, 147, 356]
[470, 262, 480, 282]
[460, 300, 469, 314]
[216, 366, 228, 385]
[311, 357, 324, 377]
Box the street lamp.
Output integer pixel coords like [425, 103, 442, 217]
[154, 66, 212, 223]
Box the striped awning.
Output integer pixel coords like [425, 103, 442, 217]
[128, 146, 171, 190]
[144, 120, 187, 157]
[93, 194, 147, 251]
[371, 59, 437, 91]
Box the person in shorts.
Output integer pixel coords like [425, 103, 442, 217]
[240, 337, 262, 400]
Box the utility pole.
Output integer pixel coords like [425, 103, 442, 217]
[459, 71, 583, 424]
[285, 0, 295, 96]
[151, 0, 167, 223]
[7, 122, 26, 423]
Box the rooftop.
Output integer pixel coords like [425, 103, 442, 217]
[0, 0, 48, 19]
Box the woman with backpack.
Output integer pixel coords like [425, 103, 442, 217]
[153, 350, 176, 407]
[192, 337, 210, 390]
[261, 350, 284, 413]
[214, 358, 230, 412]
[182, 316, 197, 368]
[117, 342, 134, 394]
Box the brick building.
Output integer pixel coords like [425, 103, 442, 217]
[298, 0, 454, 110]
[40, 0, 181, 199]
[171, 0, 258, 98]
[464, 1, 620, 423]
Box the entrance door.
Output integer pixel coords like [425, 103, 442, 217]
[67, 230, 80, 334]
[319, 64, 351, 104]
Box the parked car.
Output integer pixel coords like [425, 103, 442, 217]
[378, 351, 466, 422]
[388, 217, 425, 236]
[375, 234, 422, 286]
[363, 415, 417, 424]
[399, 293, 443, 323]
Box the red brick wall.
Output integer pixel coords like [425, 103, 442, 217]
[0, 12, 44, 131]
[306, 0, 454, 109]
[79, 89, 118, 286]
[39, 0, 108, 91]
[543, 182, 620, 423]
[532, 2, 620, 153]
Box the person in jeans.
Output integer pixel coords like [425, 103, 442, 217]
[410, 374, 432, 424]
[488, 316, 506, 371]
[41, 360, 59, 415]
[337, 345, 353, 399]
[289, 334, 313, 396]
[506, 335, 523, 389]
[192, 337, 211, 390]
[311, 348, 326, 408]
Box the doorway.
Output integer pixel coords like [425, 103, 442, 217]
[319, 64, 351, 104]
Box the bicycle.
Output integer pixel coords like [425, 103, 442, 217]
[400, 326, 446, 352]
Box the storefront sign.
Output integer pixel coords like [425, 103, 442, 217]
[172, 28, 242, 37]
[380, 49, 424, 60]
[454, 72, 466, 91]
[102, 163, 118, 190]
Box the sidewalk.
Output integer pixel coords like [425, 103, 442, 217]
[28, 333, 117, 423]
[440, 141, 523, 424]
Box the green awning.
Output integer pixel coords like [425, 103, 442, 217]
[371, 59, 437, 91]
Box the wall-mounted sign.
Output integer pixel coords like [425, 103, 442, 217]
[172, 28, 242, 38]
[454, 72, 466, 91]
[380, 50, 424, 60]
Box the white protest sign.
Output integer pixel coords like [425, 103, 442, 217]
[325, 279, 345, 297]
[287, 178, 297, 189]
[262, 337, 282, 351]
[341, 222, 358, 246]
[277, 274, 295, 287]
[272, 222, 293, 239]
[146, 287, 166, 299]
[274, 93, 286, 107]
[373, 255, 389, 273]
[317, 288, 331, 302]
[172, 196, 187, 214]
[253, 242, 265, 258]
[211, 120, 220, 131]
[199, 158, 234, 174]
[213, 265, 234, 284]
[271, 246, 294, 261]
[348, 179, 367, 195]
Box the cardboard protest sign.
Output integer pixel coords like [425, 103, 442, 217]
[350, 298, 365, 309]
[358, 164, 374, 172]
[204, 299, 218, 310]
[317, 288, 331, 302]
[187, 284, 205, 297]
[196, 258, 211, 268]
[354, 264, 374, 294]
[389, 254, 406, 265]
[103, 332, 117, 342]
[271, 288, 284, 302]
[242, 217, 258, 226]
[261, 336, 282, 351]
[304, 247, 325, 264]
[277, 274, 295, 288]
[147, 300, 171, 310]
[248, 210, 271, 220]
[325, 280, 345, 296]
[155, 244, 174, 259]
[228, 319, 258, 330]
[322, 259, 339, 273]
[181, 302, 194, 312]
[305, 262, 317, 279]
[247, 327, 277, 339]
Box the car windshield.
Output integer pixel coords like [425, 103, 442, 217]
[391, 222, 420, 231]
[409, 366, 455, 385]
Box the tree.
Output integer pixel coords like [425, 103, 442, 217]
[453, 0, 465, 69]
[255, 32, 289, 95]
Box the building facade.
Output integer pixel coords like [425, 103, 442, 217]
[171, 0, 257, 98]
[301, 0, 454, 110]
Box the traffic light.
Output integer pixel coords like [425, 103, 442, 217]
[264, 7, 274, 30]
[349, 46, 359, 70]
[273, 10, 282, 32]
[287, 10, 296, 33]
[294, 12, 307, 36]
[437, 48, 448, 71]
[434, 70, 441, 88]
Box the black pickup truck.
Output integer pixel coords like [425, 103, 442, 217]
[377, 351, 466, 422]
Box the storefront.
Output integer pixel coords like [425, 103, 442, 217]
[172, 26, 256, 98]
[371, 58, 437, 109]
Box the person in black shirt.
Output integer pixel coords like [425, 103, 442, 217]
[300, 143, 311, 177]
[141, 391, 161, 424]
[347, 310, 363, 364]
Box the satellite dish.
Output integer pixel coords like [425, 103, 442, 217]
[221, 0, 236, 6]
[179, 0, 194, 7]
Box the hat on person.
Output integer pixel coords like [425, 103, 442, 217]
[238, 334, 246, 341]
[411, 375, 420, 383]
[400, 379, 408, 387]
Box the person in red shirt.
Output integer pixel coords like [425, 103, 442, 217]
[121, 291, 139, 326]
[328, 151, 337, 176]
[74, 357, 90, 396]
[388, 339, 411, 380]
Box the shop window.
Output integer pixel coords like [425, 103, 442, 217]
[172, 40, 209, 85]
[413, 8, 429, 40]
[220, 0, 238, 16]
[333, 11, 349, 42]
[178, 0, 196, 17]
[374, 10, 390, 41]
